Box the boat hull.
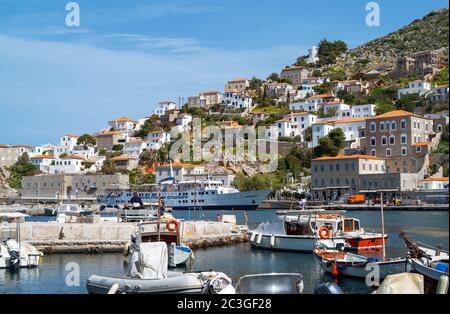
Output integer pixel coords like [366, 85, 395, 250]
[250, 234, 345, 253]
[313, 252, 410, 279]
[411, 258, 449, 282]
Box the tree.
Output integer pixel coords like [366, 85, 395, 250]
[139, 150, 157, 167]
[313, 82, 333, 95]
[328, 128, 345, 149]
[433, 68, 449, 86]
[101, 159, 118, 175]
[395, 94, 419, 112]
[375, 101, 396, 115]
[77, 134, 96, 147]
[59, 153, 68, 158]
[304, 126, 313, 142]
[313, 128, 345, 158]
[7, 153, 39, 189]
[336, 89, 356, 104]
[317, 39, 348, 67]
[267, 72, 281, 82]
[112, 144, 123, 151]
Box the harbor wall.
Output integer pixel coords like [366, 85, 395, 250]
[5, 220, 245, 253]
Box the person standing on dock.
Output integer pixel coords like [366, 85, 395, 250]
[129, 192, 144, 209]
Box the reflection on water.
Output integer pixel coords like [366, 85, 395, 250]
[6, 210, 448, 294]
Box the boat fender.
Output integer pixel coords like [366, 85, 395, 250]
[270, 235, 275, 247]
[319, 227, 331, 240]
[331, 262, 339, 277]
[256, 233, 263, 244]
[437, 275, 449, 294]
[250, 232, 257, 242]
[167, 219, 180, 232]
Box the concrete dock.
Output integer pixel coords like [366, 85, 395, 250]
[6, 220, 248, 254]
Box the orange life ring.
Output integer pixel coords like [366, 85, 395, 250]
[319, 227, 331, 240]
[166, 219, 179, 232]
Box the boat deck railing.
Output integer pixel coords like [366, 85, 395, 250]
[117, 209, 158, 222]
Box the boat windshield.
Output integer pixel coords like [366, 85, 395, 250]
[235, 274, 303, 294]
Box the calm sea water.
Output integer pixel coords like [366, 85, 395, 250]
[2, 210, 448, 294]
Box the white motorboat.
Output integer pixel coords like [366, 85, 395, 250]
[313, 246, 409, 279]
[55, 204, 94, 223]
[86, 242, 230, 294]
[249, 210, 348, 252]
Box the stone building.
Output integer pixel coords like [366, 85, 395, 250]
[391, 50, 441, 78]
[311, 154, 417, 201]
[21, 173, 129, 200]
[94, 131, 126, 152]
[280, 66, 310, 86]
[0, 144, 21, 167]
[360, 110, 435, 174]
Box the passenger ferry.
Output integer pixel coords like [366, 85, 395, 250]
[98, 178, 271, 211]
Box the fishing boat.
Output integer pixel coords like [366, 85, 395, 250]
[400, 231, 449, 294]
[313, 247, 409, 279]
[86, 242, 230, 294]
[125, 217, 192, 267]
[280, 210, 387, 250]
[313, 192, 409, 281]
[0, 213, 43, 270]
[249, 210, 348, 252]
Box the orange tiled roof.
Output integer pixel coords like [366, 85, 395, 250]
[109, 117, 135, 122]
[313, 155, 384, 161]
[412, 141, 433, 147]
[61, 155, 85, 160]
[157, 163, 196, 169]
[64, 134, 79, 138]
[313, 117, 367, 125]
[110, 156, 137, 161]
[94, 131, 122, 137]
[0, 144, 10, 148]
[287, 112, 313, 116]
[367, 110, 414, 120]
[308, 94, 334, 99]
[228, 77, 247, 83]
[30, 155, 55, 159]
[420, 177, 449, 182]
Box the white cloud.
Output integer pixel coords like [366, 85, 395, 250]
[0, 34, 305, 145]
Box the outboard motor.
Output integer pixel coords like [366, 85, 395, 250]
[4, 239, 21, 271]
[314, 282, 344, 294]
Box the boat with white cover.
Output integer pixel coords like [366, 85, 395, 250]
[0, 213, 43, 269]
[86, 242, 230, 294]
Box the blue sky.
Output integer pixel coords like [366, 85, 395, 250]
[0, 0, 448, 145]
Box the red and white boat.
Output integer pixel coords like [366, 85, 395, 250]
[279, 211, 387, 251]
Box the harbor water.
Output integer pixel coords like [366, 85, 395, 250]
[2, 210, 448, 294]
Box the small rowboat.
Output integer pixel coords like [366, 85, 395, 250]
[313, 247, 410, 279]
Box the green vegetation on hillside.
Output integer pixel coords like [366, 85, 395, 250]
[7, 153, 38, 189]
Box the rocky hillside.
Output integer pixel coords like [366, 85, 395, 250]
[0, 167, 19, 198]
[327, 7, 449, 75]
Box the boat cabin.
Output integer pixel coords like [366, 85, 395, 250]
[138, 220, 181, 246]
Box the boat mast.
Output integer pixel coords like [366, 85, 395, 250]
[193, 174, 197, 221]
[380, 192, 386, 261]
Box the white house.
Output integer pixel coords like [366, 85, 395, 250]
[30, 154, 55, 172]
[306, 94, 339, 105]
[266, 82, 295, 97]
[284, 112, 317, 140]
[289, 101, 320, 113]
[398, 80, 432, 98]
[312, 118, 367, 147]
[47, 155, 85, 174]
[266, 119, 300, 140]
[295, 85, 316, 100]
[349, 104, 376, 118]
[123, 139, 148, 157]
[60, 134, 79, 150]
[222, 92, 253, 110]
[418, 177, 449, 190]
[32, 144, 70, 158]
[148, 131, 171, 150]
[322, 102, 351, 116]
[108, 117, 137, 133]
[153, 101, 177, 116]
[307, 46, 319, 64]
[70, 145, 96, 160]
